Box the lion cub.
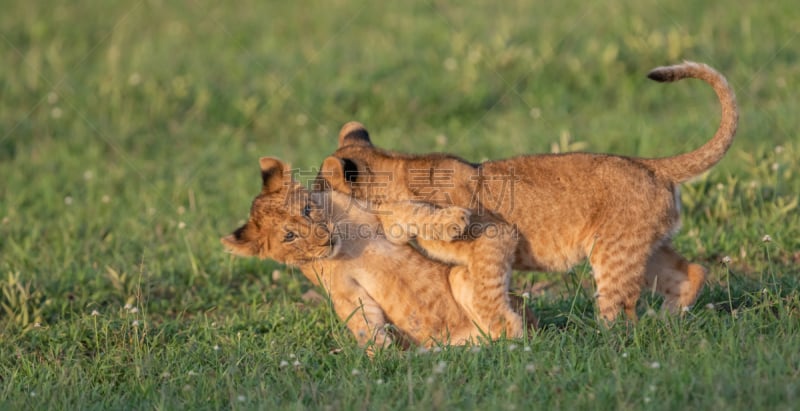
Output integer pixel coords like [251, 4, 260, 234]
[221, 157, 533, 352]
[319, 61, 738, 322]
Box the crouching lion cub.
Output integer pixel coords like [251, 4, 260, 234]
[320, 61, 738, 322]
[222, 157, 535, 353]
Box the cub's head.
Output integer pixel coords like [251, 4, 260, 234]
[318, 121, 475, 203]
[221, 157, 339, 265]
[317, 121, 394, 201]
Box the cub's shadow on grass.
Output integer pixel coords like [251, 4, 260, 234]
[526, 265, 799, 330]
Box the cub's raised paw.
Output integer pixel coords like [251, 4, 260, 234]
[433, 207, 472, 241]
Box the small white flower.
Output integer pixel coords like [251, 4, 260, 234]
[64, 196, 73, 205]
[432, 346, 442, 353]
[443, 57, 457, 71]
[644, 397, 651, 404]
[30, 391, 36, 397]
[33, 322, 42, 328]
[426, 376, 435, 384]
[289, 353, 296, 358]
[161, 371, 171, 378]
[774, 145, 784, 154]
[722, 256, 732, 264]
[272, 270, 282, 282]
[101, 195, 111, 204]
[293, 360, 301, 367]
[178, 221, 186, 230]
[716, 183, 725, 191]
[771, 163, 779, 171]
[279, 360, 289, 368]
[124, 303, 133, 310]
[51, 107, 63, 119]
[376, 378, 384, 385]
[132, 320, 140, 327]
[237, 395, 246, 402]
[129, 307, 139, 314]
[762, 288, 769, 295]
[295, 114, 308, 126]
[649, 361, 661, 369]
[213, 345, 220, 351]
[83, 170, 94, 181]
[524, 346, 531, 352]
[525, 363, 536, 373]
[645, 308, 657, 317]
[91, 310, 100, 316]
[351, 369, 360, 376]
[621, 352, 628, 358]
[187, 370, 198, 377]
[682, 306, 690, 313]
[508, 344, 518, 351]
[705, 303, 715, 310]
[762, 234, 772, 243]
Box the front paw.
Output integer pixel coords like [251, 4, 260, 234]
[435, 207, 471, 241]
[365, 329, 393, 358]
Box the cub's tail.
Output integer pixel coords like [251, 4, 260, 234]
[638, 61, 738, 183]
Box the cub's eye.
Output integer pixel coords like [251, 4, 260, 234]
[283, 231, 297, 242]
[302, 203, 312, 219]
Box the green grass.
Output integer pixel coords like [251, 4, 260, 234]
[1, 0, 799, 409]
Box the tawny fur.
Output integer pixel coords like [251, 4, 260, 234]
[222, 157, 536, 353]
[319, 62, 738, 322]
[321, 156, 524, 337]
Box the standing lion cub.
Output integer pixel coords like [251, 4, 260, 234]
[222, 157, 534, 353]
[319, 61, 738, 322]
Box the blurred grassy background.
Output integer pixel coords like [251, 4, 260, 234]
[1, 1, 799, 409]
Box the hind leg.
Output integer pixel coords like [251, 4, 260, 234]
[644, 243, 706, 312]
[589, 240, 651, 323]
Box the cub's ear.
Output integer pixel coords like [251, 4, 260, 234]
[259, 156, 290, 194]
[320, 156, 361, 194]
[338, 121, 373, 148]
[220, 226, 257, 257]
